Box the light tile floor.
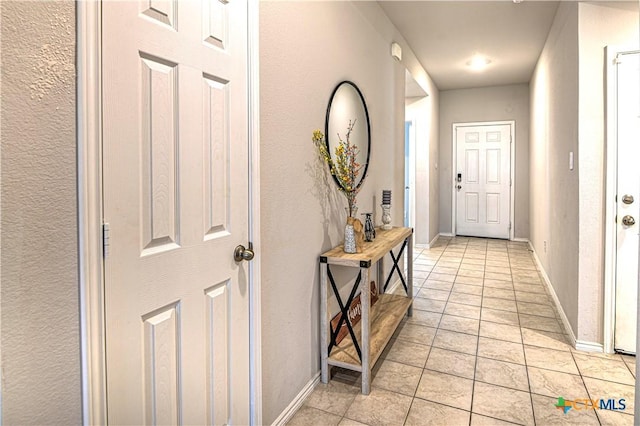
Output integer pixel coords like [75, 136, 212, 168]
[288, 237, 636, 425]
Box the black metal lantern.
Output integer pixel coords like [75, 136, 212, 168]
[363, 212, 375, 242]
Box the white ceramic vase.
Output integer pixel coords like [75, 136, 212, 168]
[344, 224, 357, 253]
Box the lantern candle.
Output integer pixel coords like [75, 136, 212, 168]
[382, 190, 392, 205]
[381, 190, 392, 230]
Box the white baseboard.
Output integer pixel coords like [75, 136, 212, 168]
[512, 237, 530, 243]
[528, 242, 578, 348]
[575, 340, 605, 353]
[439, 232, 454, 238]
[528, 242, 604, 353]
[272, 372, 320, 426]
[428, 234, 439, 248]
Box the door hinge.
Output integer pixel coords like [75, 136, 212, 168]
[510, 178, 512, 187]
[614, 55, 622, 65]
[102, 223, 110, 258]
[509, 222, 512, 230]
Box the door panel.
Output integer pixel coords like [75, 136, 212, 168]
[455, 124, 511, 239]
[486, 193, 500, 224]
[205, 281, 230, 424]
[486, 149, 500, 184]
[102, 1, 250, 423]
[466, 150, 479, 183]
[203, 74, 231, 239]
[142, 303, 180, 424]
[140, 54, 180, 255]
[614, 52, 640, 354]
[465, 193, 479, 223]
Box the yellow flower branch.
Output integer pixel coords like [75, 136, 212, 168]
[312, 120, 362, 217]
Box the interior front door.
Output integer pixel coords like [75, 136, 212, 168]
[102, 1, 250, 423]
[455, 123, 512, 239]
[614, 51, 640, 354]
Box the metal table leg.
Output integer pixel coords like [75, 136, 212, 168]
[360, 266, 371, 394]
[320, 262, 329, 383]
[407, 233, 414, 317]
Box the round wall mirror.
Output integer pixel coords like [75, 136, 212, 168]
[324, 81, 371, 192]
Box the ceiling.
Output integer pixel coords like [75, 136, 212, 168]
[379, 1, 561, 91]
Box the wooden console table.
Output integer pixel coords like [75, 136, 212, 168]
[319, 226, 413, 394]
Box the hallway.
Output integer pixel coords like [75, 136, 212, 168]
[288, 237, 635, 425]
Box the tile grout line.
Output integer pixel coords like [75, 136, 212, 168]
[419, 237, 478, 423]
[468, 239, 484, 426]
[514, 243, 540, 426]
[568, 347, 604, 425]
[401, 238, 447, 426]
[472, 240, 535, 426]
[404, 236, 449, 426]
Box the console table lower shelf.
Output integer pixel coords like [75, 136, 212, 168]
[327, 293, 412, 369]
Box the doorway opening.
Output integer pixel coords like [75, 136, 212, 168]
[404, 70, 428, 237]
[404, 120, 415, 227]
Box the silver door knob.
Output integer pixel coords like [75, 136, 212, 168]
[234, 244, 255, 262]
[622, 194, 634, 205]
[622, 215, 636, 227]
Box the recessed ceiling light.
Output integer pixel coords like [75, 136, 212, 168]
[513, 0, 523, 3]
[467, 56, 492, 71]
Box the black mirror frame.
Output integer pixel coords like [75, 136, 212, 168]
[324, 80, 371, 193]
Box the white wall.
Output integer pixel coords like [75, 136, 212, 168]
[438, 84, 530, 239]
[259, 1, 436, 422]
[530, 1, 638, 344]
[407, 96, 435, 245]
[0, 1, 82, 423]
[355, 1, 440, 248]
[428, 94, 440, 246]
[530, 1, 580, 336]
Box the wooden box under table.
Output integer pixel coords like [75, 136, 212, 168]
[319, 226, 414, 394]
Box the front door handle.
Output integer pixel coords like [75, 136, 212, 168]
[622, 215, 636, 227]
[234, 243, 255, 262]
[457, 185, 462, 190]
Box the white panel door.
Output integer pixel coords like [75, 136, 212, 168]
[102, 1, 250, 424]
[614, 52, 640, 354]
[455, 124, 511, 239]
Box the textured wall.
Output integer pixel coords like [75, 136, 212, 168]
[529, 1, 580, 337]
[438, 84, 530, 239]
[259, 2, 434, 422]
[1, 1, 81, 423]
